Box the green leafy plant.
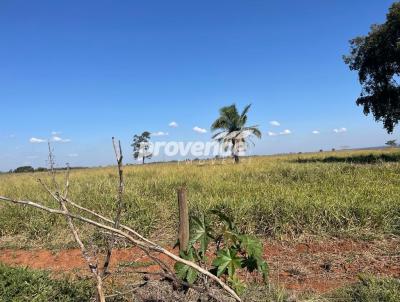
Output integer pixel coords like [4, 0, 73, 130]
[174, 249, 199, 285]
[174, 209, 269, 294]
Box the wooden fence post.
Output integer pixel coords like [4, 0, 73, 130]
[177, 187, 189, 252]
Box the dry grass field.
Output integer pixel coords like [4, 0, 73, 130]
[1, 148, 399, 248]
[0, 148, 399, 301]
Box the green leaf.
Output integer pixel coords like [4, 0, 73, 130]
[174, 261, 189, 280]
[212, 248, 242, 278]
[221, 225, 240, 247]
[228, 275, 246, 295]
[239, 235, 263, 258]
[173, 249, 199, 285]
[257, 259, 269, 282]
[210, 209, 236, 231]
[186, 266, 199, 285]
[239, 235, 269, 282]
[189, 214, 212, 257]
[211, 209, 241, 246]
[242, 255, 258, 272]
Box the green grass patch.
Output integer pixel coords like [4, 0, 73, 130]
[1, 149, 400, 248]
[0, 263, 93, 301]
[325, 275, 400, 302]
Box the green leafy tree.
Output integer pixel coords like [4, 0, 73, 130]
[386, 139, 397, 147]
[131, 131, 152, 164]
[344, 2, 400, 133]
[211, 104, 261, 163]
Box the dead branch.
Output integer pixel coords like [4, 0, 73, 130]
[37, 179, 105, 302]
[65, 198, 156, 247]
[0, 138, 240, 301]
[104, 281, 148, 299]
[38, 143, 106, 302]
[0, 195, 241, 301]
[47, 141, 57, 188]
[62, 163, 70, 199]
[102, 137, 125, 277]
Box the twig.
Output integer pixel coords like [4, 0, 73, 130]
[104, 281, 148, 299]
[63, 163, 70, 199]
[142, 248, 175, 278]
[58, 195, 105, 302]
[65, 196, 239, 300]
[65, 198, 156, 247]
[36, 178, 105, 302]
[0, 195, 241, 302]
[47, 141, 57, 188]
[102, 137, 125, 277]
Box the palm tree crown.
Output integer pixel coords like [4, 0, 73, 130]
[211, 104, 261, 163]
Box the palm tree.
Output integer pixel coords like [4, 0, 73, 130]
[211, 104, 261, 163]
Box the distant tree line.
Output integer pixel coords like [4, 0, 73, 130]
[8, 166, 87, 174]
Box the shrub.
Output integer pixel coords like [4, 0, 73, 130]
[174, 209, 268, 294]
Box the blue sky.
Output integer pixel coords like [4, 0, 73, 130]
[0, 0, 398, 170]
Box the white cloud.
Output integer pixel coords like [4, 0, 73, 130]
[269, 120, 281, 127]
[68, 153, 79, 157]
[268, 129, 292, 136]
[193, 126, 207, 134]
[51, 131, 61, 135]
[168, 121, 178, 128]
[280, 129, 292, 135]
[52, 136, 71, 143]
[29, 137, 46, 143]
[333, 127, 347, 133]
[312, 130, 320, 134]
[152, 131, 169, 136]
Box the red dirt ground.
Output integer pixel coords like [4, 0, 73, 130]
[1, 237, 399, 295]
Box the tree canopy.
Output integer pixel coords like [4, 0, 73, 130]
[386, 139, 397, 147]
[211, 104, 261, 163]
[344, 2, 400, 133]
[131, 131, 152, 164]
[13, 166, 35, 173]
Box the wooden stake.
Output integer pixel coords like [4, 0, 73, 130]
[177, 187, 189, 252]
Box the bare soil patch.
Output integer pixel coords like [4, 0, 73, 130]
[264, 236, 400, 294]
[1, 237, 399, 295]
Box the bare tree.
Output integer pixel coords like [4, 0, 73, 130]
[39, 142, 107, 301]
[102, 137, 124, 277]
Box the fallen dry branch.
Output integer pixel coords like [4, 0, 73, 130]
[0, 194, 241, 302]
[39, 181, 105, 302]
